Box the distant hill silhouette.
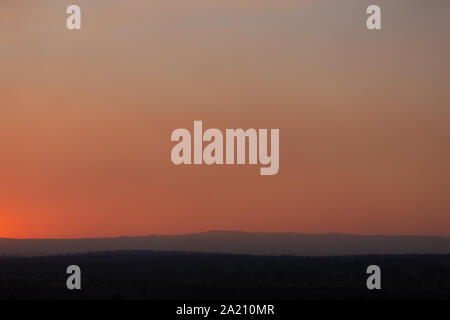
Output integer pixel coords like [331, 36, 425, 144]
[1, 231, 449, 256]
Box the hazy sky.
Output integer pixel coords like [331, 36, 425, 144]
[1, 0, 449, 238]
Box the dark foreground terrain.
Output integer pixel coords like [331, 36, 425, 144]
[0, 251, 449, 300]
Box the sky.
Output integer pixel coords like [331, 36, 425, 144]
[1, 0, 450, 238]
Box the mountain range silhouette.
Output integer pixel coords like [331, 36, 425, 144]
[1, 231, 449, 256]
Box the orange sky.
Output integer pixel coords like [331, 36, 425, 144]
[1, 0, 450, 238]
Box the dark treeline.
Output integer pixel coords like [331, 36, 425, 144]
[0, 251, 449, 300]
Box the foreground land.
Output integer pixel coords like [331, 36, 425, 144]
[0, 251, 449, 300]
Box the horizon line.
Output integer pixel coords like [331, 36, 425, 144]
[2, 230, 450, 241]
